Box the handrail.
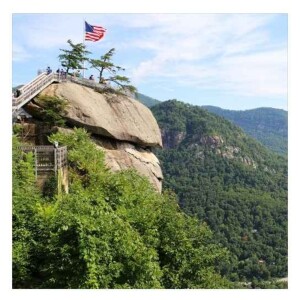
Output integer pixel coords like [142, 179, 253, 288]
[19, 72, 47, 92]
[19, 145, 68, 173]
[68, 75, 106, 90]
[19, 145, 67, 151]
[12, 73, 61, 110]
[68, 76, 134, 97]
[12, 70, 134, 116]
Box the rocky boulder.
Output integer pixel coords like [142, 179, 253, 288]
[200, 135, 224, 148]
[25, 81, 164, 192]
[92, 137, 163, 192]
[38, 82, 162, 147]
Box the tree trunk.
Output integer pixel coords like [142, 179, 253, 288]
[99, 67, 104, 83]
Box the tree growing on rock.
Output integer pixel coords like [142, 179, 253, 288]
[89, 48, 137, 94]
[58, 39, 90, 75]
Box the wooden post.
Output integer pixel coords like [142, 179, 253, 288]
[60, 148, 62, 169]
[34, 148, 38, 179]
[19, 145, 68, 194]
[54, 148, 57, 174]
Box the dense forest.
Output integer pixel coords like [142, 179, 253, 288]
[13, 128, 232, 289]
[151, 100, 288, 283]
[202, 106, 288, 156]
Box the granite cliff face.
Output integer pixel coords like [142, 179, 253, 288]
[92, 137, 163, 191]
[160, 128, 186, 149]
[39, 82, 162, 147]
[24, 81, 163, 192]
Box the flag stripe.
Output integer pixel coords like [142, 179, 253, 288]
[93, 26, 106, 31]
[85, 34, 104, 41]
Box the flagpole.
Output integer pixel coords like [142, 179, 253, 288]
[83, 19, 85, 79]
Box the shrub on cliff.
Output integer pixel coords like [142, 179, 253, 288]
[35, 95, 67, 127]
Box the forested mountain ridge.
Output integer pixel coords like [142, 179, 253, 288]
[135, 92, 161, 107]
[133, 90, 287, 156]
[202, 106, 288, 156]
[151, 100, 287, 282]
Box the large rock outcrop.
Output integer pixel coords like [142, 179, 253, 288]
[26, 81, 163, 192]
[39, 82, 162, 147]
[93, 137, 163, 191]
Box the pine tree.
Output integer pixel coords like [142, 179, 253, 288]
[58, 39, 90, 74]
[90, 48, 137, 94]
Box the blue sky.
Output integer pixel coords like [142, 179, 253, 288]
[12, 13, 287, 110]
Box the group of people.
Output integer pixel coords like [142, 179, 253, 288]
[40, 66, 66, 78]
[56, 68, 67, 79]
[38, 66, 110, 85]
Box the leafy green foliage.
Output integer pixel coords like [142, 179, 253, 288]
[89, 48, 137, 94]
[35, 95, 67, 126]
[89, 48, 124, 83]
[42, 175, 58, 197]
[13, 129, 231, 288]
[58, 39, 91, 74]
[12, 136, 42, 287]
[151, 100, 288, 282]
[203, 106, 288, 156]
[57, 43, 137, 95]
[13, 123, 23, 136]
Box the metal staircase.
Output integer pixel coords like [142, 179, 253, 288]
[12, 72, 61, 117]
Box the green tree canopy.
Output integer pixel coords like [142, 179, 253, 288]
[89, 48, 137, 94]
[58, 39, 90, 74]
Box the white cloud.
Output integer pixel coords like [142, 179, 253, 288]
[216, 50, 287, 97]
[126, 14, 287, 99]
[223, 31, 269, 56]
[12, 43, 31, 62]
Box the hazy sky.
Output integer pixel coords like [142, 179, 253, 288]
[12, 13, 287, 110]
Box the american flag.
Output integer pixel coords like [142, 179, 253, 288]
[85, 21, 106, 42]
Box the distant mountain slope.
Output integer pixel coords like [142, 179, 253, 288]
[202, 106, 288, 156]
[135, 92, 161, 107]
[151, 100, 287, 282]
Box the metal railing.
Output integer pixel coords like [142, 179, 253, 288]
[58, 74, 134, 97]
[68, 75, 106, 90]
[19, 145, 68, 176]
[12, 72, 61, 111]
[12, 71, 135, 117]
